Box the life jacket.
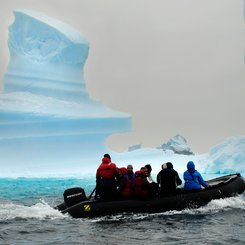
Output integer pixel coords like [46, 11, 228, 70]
[121, 175, 134, 197]
[96, 157, 118, 179]
[134, 170, 149, 197]
[117, 167, 133, 197]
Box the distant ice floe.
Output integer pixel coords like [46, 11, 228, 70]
[116, 135, 245, 177]
[157, 134, 194, 155]
[128, 134, 194, 156]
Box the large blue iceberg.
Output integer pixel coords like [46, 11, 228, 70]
[1, 10, 245, 177]
[0, 10, 131, 176]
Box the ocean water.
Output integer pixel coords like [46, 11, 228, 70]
[0, 174, 245, 245]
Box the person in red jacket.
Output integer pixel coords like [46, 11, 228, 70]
[117, 167, 134, 199]
[134, 167, 154, 198]
[96, 154, 118, 200]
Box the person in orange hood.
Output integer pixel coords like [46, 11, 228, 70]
[96, 154, 118, 200]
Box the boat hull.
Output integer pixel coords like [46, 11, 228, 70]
[57, 174, 245, 218]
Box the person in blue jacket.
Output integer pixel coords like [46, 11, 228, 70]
[183, 161, 209, 190]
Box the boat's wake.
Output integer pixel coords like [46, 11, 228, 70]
[0, 200, 67, 221]
[190, 194, 245, 213]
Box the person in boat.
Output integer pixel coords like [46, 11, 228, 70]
[117, 167, 134, 199]
[145, 164, 153, 183]
[134, 167, 155, 198]
[96, 154, 119, 200]
[157, 162, 182, 196]
[127, 164, 135, 182]
[145, 164, 159, 195]
[183, 161, 209, 190]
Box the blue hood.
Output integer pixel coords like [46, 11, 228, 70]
[187, 161, 195, 173]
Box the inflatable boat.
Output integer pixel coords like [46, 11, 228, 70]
[56, 173, 245, 218]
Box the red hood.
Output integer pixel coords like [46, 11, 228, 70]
[119, 167, 128, 175]
[135, 170, 146, 177]
[102, 157, 111, 164]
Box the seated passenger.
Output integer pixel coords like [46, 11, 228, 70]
[96, 154, 118, 200]
[127, 164, 135, 182]
[183, 161, 209, 190]
[145, 164, 159, 195]
[134, 167, 154, 198]
[117, 167, 134, 199]
[144, 164, 154, 183]
[157, 162, 182, 196]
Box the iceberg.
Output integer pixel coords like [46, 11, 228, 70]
[157, 134, 194, 155]
[1, 10, 244, 178]
[128, 144, 142, 152]
[202, 136, 245, 175]
[0, 10, 131, 176]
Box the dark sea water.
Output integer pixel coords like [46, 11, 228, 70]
[0, 175, 245, 245]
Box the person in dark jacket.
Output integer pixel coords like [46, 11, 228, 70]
[145, 164, 159, 196]
[117, 167, 134, 199]
[157, 162, 182, 196]
[96, 154, 118, 200]
[183, 161, 209, 190]
[127, 164, 135, 182]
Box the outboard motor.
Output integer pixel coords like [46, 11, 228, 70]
[63, 187, 87, 207]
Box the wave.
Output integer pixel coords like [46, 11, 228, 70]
[0, 200, 67, 221]
[189, 194, 245, 213]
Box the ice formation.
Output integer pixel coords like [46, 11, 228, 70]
[202, 136, 245, 175]
[157, 134, 194, 155]
[128, 144, 142, 152]
[0, 10, 244, 177]
[0, 10, 131, 176]
[114, 136, 245, 177]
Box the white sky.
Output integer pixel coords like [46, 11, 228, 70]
[0, 0, 245, 154]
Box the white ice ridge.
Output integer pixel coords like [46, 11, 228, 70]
[0, 10, 131, 176]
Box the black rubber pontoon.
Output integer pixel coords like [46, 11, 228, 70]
[56, 173, 245, 218]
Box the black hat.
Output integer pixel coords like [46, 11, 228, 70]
[166, 162, 173, 169]
[104, 154, 111, 159]
[144, 164, 152, 173]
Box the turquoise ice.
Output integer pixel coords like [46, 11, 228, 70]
[0, 10, 131, 176]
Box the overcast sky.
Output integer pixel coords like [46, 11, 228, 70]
[0, 0, 245, 154]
